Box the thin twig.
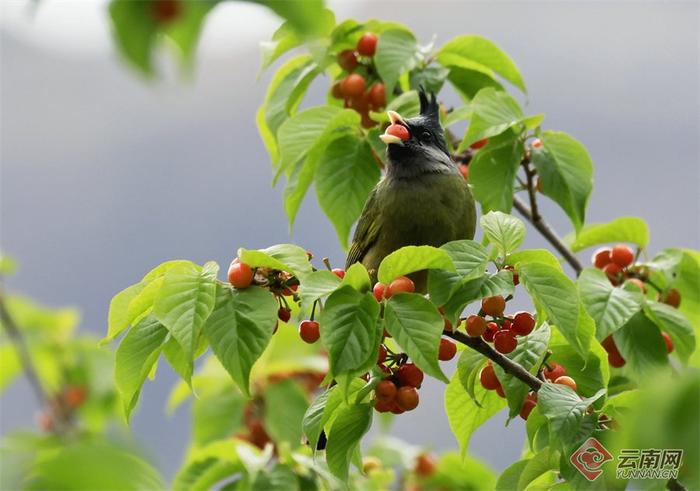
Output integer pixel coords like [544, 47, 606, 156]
[0, 291, 47, 406]
[512, 196, 584, 276]
[445, 330, 543, 392]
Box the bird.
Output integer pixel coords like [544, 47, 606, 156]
[345, 89, 476, 292]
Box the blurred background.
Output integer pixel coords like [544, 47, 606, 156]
[1, 0, 698, 479]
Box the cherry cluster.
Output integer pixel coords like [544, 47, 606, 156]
[373, 362, 424, 414]
[331, 33, 386, 128]
[464, 296, 535, 354]
[37, 384, 88, 432]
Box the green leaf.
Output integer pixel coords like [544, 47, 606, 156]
[164, 0, 217, 68]
[537, 384, 605, 445]
[106, 282, 145, 342]
[340, 262, 372, 292]
[480, 211, 526, 256]
[613, 311, 670, 381]
[374, 29, 419, 94]
[280, 108, 361, 225]
[447, 67, 504, 102]
[0, 344, 20, 393]
[193, 389, 245, 446]
[461, 88, 540, 150]
[384, 293, 448, 383]
[547, 329, 610, 399]
[437, 35, 526, 92]
[423, 452, 497, 491]
[108, 1, 158, 75]
[319, 286, 381, 377]
[254, 0, 327, 37]
[30, 439, 164, 490]
[115, 315, 168, 419]
[264, 379, 309, 447]
[441, 239, 490, 277]
[469, 130, 524, 212]
[457, 349, 487, 404]
[261, 55, 319, 146]
[315, 135, 380, 248]
[531, 131, 593, 232]
[326, 403, 373, 479]
[153, 261, 218, 363]
[520, 263, 594, 359]
[645, 301, 695, 365]
[204, 286, 278, 396]
[566, 217, 650, 252]
[409, 65, 450, 93]
[506, 249, 563, 271]
[238, 244, 313, 280]
[578, 268, 644, 340]
[496, 460, 530, 491]
[377, 245, 455, 284]
[299, 270, 341, 312]
[493, 325, 550, 419]
[172, 440, 243, 491]
[439, 270, 515, 325]
[445, 372, 505, 457]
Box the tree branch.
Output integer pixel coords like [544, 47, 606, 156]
[512, 195, 584, 276]
[445, 329, 543, 392]
[0, 291, 47, 406]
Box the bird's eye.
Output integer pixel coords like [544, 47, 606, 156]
[420, 131, 432, 142]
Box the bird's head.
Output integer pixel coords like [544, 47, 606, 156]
[379, 89, 454, 178]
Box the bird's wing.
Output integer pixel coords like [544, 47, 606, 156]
[346, 186, 382, 269]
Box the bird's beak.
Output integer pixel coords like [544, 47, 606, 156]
[379, 110, 409, 145]
[387, 110, 407, 126]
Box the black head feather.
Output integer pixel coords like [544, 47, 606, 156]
[418, 87, 440, 122]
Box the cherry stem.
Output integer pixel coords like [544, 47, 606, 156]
[322, 258, 333, 272]
[445, 329, 543, 392]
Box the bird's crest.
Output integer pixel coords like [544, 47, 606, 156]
[418, 87, 439, 122]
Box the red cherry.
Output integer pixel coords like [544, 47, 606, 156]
[397, 363, 424, 388]
[459, 163, 469, 180]
[504, 265, 519, 285]
[278, 307, 291, 322]
[374, 400, 392, 413]
[543, 362, 566, 381]
[356, 32, 378, 56]
[331, 81, 344, 99]
[150, 0, 182, 24]
[661, 332, 674, 353]
[377, 344, 387, 364]
[389, 401, 405, 414]
[438, 338, 457, 361]
[299, 320, 320, 343]
[494, 330, 517, 354]
[479, 364, 500, 390]
[385, 124, 411, 141]
[482, 322, 499, 342]
[375, 380, 398, 403]
[396, 386, 419, 411]
[512, 312, 536, 336]
[554, 375, 577, 392]
[608, 350, 626, 368]
[340, 74, 365, 97]
[495, 384, 506, 398]
[368, 83, 386, 108]
[660, 288, 681, 308]
[387, 276, 415, 297]
[372, 282, 386, 302]
[611, 244, 635, 268]
[481, 296, 506, 317]
[332, 268, 346, 279]
[228, 261, 254, 289]
[469, 138, 489, 150]
[603, 263, 623, 285]
[63, 385, 88, 408]
[531, 138, 543, 150]
[415, 453, 437, 477]
[519, 398, 537, 420]
[502, 318, 513, 330]
[337, 50, 358, 72]
[601, 335, 618, 354]
[592, 248, 613, 269]
[466, 315, 487, 337]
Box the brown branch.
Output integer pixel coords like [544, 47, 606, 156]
[0, 291, 47, 406]
[512, 195, 584, 276]
[445, 329, 543, 392]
